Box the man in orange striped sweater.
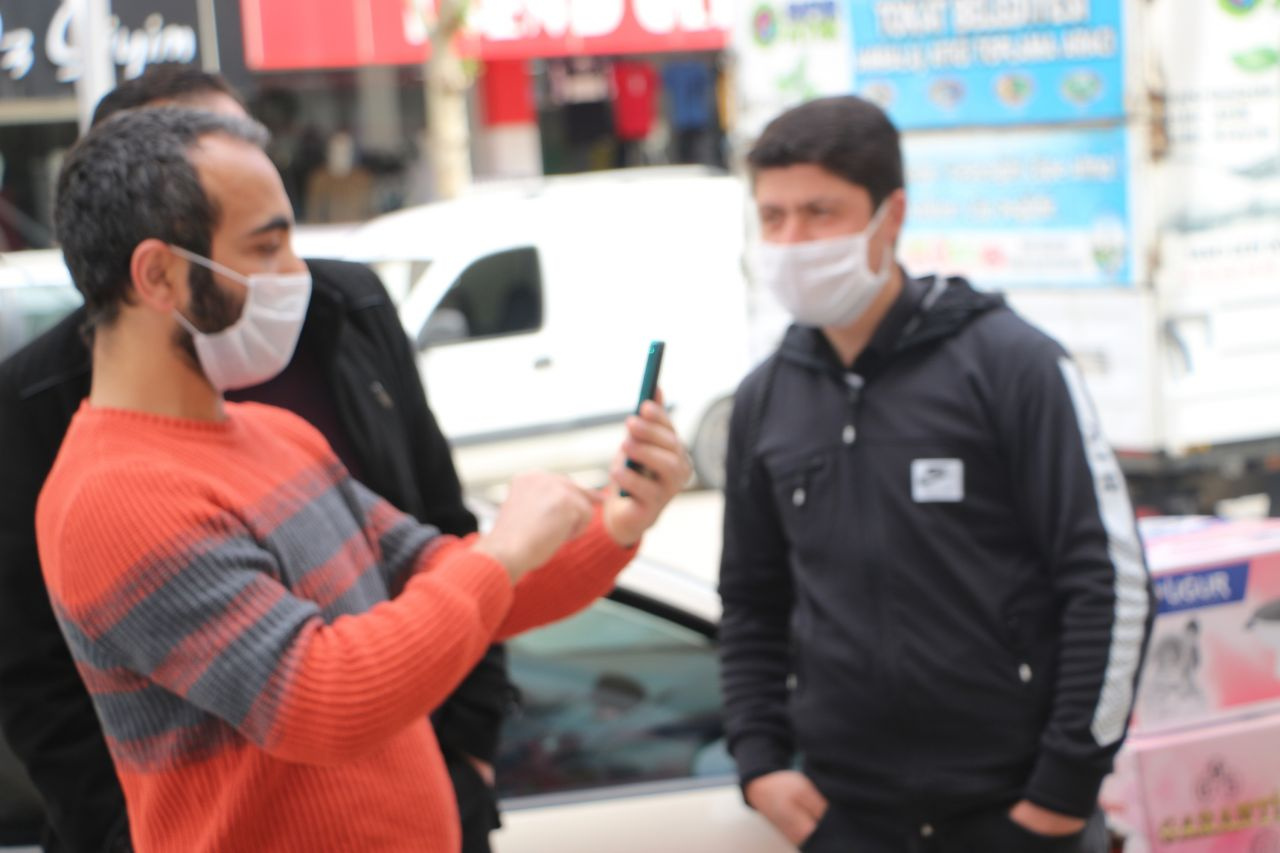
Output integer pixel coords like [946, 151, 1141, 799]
[35, 107, 690, 852]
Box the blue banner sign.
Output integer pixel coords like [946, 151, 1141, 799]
[899, 125, 1133, 288]
[849, 0, 1126, 128]
[1154, 562, 1251, 615]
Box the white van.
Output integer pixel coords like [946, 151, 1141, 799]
[344, 169, 752, 490]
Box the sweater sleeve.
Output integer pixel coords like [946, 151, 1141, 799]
[717, 371, 797, 790]
[40, 464, 515, 768]
[341, 475, 444, 595]
[992, 336, 1155, 817]
[269, 506, 636, 758]
[269, 539, 513, 763]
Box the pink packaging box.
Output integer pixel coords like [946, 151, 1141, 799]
[1131, 518, 1280, 734]
[1113, 712, 1280, 852]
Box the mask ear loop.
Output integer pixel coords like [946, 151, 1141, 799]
[868, 200, 890, 230]
[168, 244, 251, 286]
[866, 200, 895, 279]
[168, 245, 250, 335]
[174, 310, 201, 336]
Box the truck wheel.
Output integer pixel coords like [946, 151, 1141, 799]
[691, 396, 733, 491]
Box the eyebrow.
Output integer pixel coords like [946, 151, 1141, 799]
[759, 196, 844, 211]
[246, 215, 292, 237]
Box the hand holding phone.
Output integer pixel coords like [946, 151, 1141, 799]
[622, 341, 665, 495]
[604, 341, 690, 544]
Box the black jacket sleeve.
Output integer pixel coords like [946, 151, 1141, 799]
[364, 272, 514, 763]
[313, 260, 513, 765]
[717, 362, 796, 791]
[989, 327, 1155, 818]
[375, 276, 477, 540]
[0, 320, 131, 853]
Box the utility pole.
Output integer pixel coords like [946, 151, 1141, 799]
[423, 0, 473, 200]
[73, 0, 116, 134]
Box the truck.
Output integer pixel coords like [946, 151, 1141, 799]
[731, 0, 1280, 516]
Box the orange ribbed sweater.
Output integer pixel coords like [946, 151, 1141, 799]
[36, 402, 635, 852]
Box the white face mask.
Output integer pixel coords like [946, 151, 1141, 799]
[170, 246, 312, 392]
[751, 203, 893, 328]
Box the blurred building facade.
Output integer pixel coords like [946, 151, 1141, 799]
[0, 0, 735, 243]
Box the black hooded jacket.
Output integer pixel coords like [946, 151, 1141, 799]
[719, 273, 1155, 824]
[0, 259, 510, 851]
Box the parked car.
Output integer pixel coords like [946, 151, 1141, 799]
[0, 250, 82, 362]
[343, 168, 753, 490]
[489, 533, 788, 853]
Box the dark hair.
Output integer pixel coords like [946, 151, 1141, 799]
[747, 96, 904, 207]
[90, 67, 242, 128]
[55, 108, 269, 330]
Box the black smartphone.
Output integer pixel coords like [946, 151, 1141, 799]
[622, 341, 665, 494]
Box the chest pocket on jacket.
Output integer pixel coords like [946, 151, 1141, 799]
[765, 449, 836, 553]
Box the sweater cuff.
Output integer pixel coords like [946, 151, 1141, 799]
[1024, 749, 1108, 818]
[586, 507, 641, 560]
[732, 734, 794, 797]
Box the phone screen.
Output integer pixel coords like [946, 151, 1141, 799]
[623, 341, 665, 492]
[634, 341, 665, 413]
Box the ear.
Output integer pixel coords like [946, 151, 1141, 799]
[129, 239, 186, 314]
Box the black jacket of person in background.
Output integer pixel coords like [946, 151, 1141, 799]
[0, 258, 512, 852]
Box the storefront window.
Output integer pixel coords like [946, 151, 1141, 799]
[246, 67, 431, 225]
[0, 124, 75, 251]
[535, 53, 727, 177]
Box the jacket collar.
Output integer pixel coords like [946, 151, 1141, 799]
[777, 271, 1003, 378]
[297, 261, 348, 355]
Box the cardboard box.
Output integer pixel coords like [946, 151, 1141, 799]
[1115, 712, 1280, 852]
[1131, 518, 1280, 734]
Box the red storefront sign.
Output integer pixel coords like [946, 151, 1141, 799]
[240, 0, 731, 71]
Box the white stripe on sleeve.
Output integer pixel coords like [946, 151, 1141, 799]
[1058, 358, 1150, 747]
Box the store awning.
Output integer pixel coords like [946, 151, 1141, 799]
[240, 0, 731, 71]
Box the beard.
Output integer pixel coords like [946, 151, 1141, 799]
[173, 264, 243, 367]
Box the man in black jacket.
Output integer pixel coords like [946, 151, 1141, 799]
[0, 70, 509, 853]
[719, 96, 1155, 852]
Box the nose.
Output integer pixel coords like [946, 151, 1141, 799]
[282, 241, 307, 274]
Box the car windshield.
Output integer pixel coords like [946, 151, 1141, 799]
[0, 282, 82, 362]
[496, 595, 732, 801]
[369, 259, 431, 305]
